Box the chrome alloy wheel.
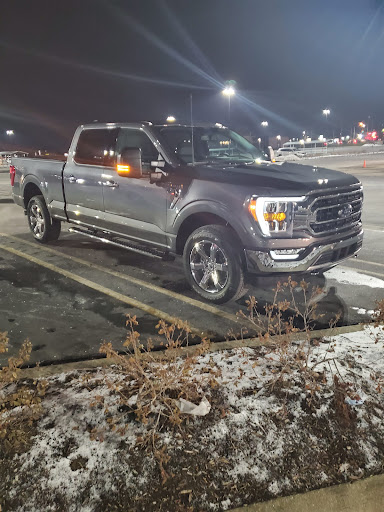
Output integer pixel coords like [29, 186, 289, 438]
[189, 240, 229, 293]
[29, 203, 46, 239]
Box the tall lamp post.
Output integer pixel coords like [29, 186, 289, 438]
[261, 121, 268, 149]
[322, 109, 331, 139]
[222, 81, 236, 125]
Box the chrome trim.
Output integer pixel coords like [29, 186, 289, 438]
[68, 227, 164, 259]
[294, 184, 363, 237]
[245, 230, 363, 273]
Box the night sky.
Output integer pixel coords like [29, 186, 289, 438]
[1, 0, 384, 151]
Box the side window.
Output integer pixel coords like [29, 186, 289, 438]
[74, 129, 118, 167]
[117, 129, 159, 173]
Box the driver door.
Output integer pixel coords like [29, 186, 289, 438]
[101, 128, 168, 247]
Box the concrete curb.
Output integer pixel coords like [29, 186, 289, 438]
[17, 323, 365, 380]
[229, 472, 384, 512]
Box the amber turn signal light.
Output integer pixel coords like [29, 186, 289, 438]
[117, 164, 130, 176]
[263, 212, 286, 222]
[249, 199, 257, 221]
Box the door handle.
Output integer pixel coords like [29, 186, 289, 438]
[68, 175, 77, 183]
[103, 180, 119, 188]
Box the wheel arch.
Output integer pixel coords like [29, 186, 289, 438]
[23, 179, 44, 208]
[175, 211, 243, 256]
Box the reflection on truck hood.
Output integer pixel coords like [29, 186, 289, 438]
[192, 161, 360, 194]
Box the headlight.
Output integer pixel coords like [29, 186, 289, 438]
[249, 196, 306, 236]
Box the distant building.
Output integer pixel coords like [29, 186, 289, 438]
[0, 150, 28, 165]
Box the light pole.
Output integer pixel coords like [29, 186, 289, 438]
[322, 109, 331, 139]
[222, 81, 236, 124]
[276, 135, 281, 148]
[260, 122, 268, 149]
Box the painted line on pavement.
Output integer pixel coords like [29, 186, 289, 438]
[340, 265, 384, 279]
[354, 258, 384, 269]
[0, 244, 203, 335]
[0, 232, 241, 325]
[364, 228, 384, 233]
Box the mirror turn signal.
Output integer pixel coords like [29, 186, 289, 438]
[117, 164, 130, 176]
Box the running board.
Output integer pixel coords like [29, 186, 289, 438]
[68, 227, 174, 261]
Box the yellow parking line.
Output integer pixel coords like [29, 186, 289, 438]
[0, 244, 203, 335]
[354, 258, 384, 269]
[0, 232, 240, 324]
[355, 268, 384, 279]
[340, 265, 384, 280]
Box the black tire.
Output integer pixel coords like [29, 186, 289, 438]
[27, 195, 61, 243]
[183, 224, 245, 304]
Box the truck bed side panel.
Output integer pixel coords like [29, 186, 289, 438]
[11, 157, 66, 219]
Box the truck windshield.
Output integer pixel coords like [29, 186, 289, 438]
[154, 126, 265, 164]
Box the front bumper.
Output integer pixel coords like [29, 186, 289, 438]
[245, 230, 363, 274]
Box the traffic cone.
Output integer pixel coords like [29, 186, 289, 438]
[363, 160, 366, 168]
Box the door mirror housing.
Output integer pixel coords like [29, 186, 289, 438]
[117, 147, 142, 178]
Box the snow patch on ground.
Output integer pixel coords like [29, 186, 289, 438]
[325, 267, 384, 288]
[351, 307, 375, 316]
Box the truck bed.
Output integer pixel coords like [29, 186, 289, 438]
[11, 157, 66, 218]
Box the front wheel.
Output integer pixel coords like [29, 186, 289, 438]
[27, 195, 61, 243]
[183, 225, 245, 304]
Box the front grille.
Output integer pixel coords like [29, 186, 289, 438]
[314, 240, 363, 267]
[308, 185, 363, 236]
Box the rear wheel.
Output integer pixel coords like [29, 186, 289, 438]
[183, 225, 245, 304]
[27, 195, 61, 243]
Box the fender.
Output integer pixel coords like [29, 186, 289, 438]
[171, 199, 252, 247]
[20, 173, 48, 203]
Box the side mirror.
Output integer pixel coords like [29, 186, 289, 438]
[117, 147, 142, 178]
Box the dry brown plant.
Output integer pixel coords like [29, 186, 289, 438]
[0, 332, 47, 454]
[97, 315, 214, 480]
[236, 278, 368, 422]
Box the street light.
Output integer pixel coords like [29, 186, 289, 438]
[166, 116, 176, 123]
[222, 86, 235, 97]
[322, 109, 330, 120]
[276, 135, 281, 148]
[6, 130, 14, 136]
[222, 84, 235, 124]
[260, 122, 268, 149]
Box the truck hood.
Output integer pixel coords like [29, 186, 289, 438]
[192, 160, 360, 195]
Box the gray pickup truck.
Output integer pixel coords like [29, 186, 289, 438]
[11, 122, 363, 303]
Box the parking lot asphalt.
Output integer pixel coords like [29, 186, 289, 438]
[0, 157, 383, 366]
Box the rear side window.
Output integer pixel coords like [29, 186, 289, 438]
[74, 129, 118, 167]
